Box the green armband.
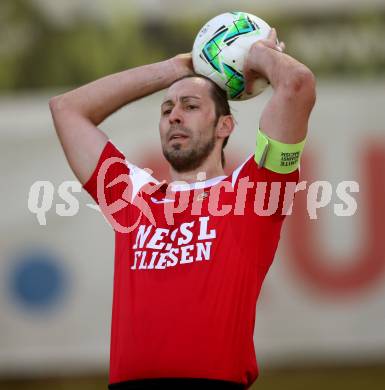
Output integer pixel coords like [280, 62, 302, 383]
[254, 128, 306, 174]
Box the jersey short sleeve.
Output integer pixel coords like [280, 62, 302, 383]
[82, 141, 161, 232]
[82, 141, 129, 206]
[231, 154, 299, 219]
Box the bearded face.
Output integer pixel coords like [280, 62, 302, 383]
[159, 78, 221, 174]
[161, 124, 216, 172]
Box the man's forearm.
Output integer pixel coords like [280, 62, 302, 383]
[247, 45, 313, 92]
[51, 58, 187, 126]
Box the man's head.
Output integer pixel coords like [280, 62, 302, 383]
[159, 75, 233, 173]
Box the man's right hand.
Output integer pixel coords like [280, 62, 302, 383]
[169, 53, 195, 79]
[50, 54, 196, 186]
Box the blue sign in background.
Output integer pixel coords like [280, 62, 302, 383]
[7, 247, 69, 313]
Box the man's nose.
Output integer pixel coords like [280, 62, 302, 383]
[169, 106, 183, 124]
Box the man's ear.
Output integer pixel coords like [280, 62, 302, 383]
[216, 115, 234, 139]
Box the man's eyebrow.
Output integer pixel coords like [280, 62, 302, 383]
[161, 96, 201, 107]
[180, 95, 200, 102]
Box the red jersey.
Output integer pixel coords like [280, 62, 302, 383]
[83, 141, 299, 388]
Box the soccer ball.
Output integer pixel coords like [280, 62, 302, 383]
[192, 12, 272, 101]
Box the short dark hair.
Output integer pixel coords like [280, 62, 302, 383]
[169, 74, 231, 167]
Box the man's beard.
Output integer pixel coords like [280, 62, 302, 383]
[162, 126, 216, 173]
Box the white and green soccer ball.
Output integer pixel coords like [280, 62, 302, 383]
[192, 12, 272, 101]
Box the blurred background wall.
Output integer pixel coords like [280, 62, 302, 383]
[0, 1, 385, 389]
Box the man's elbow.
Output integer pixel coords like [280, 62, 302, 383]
[49, 94, 66, 115]
[49, 94, 102, 126]
[283, 66, 317, 108]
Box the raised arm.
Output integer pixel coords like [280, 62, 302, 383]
[49, 54, 193, 184]
[243, 28, 316, 144]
